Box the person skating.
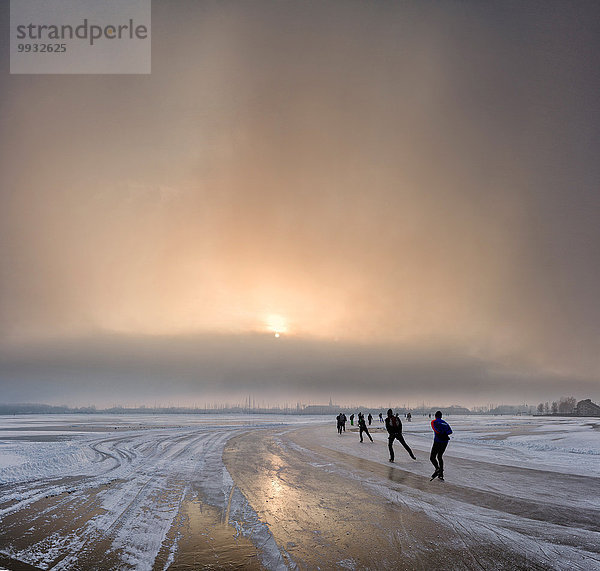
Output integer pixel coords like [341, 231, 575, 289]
[430, 410, 452, 481]
[367, 413, 373, 425]
[350, 413, 354, 426]
[358, 412, 373, 443]
[336, 413, 344, 434]
[385, 409, 416, 462]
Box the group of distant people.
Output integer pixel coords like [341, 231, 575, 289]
[336, 409, 453, 481]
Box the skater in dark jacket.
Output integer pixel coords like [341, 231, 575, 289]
[358, 413, 373, 443]
[385, 409, 416, 462]
[336, 413, 344, 434]
[430, 410, 452, 481]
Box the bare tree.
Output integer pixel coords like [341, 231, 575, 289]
[551, 401, 558, 414]
[537, 403, 544, 414]
[544, 402, 549, 414]
[558, 396, 577, 414]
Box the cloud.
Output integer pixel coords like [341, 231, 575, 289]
[0, 1, 599, 405]
[0, 332, 596, 407]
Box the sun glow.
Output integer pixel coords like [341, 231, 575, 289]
[265, 314, 288, 337]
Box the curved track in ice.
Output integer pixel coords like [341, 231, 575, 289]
[0, 420, 292, 570]
[223, 420, 600, 571]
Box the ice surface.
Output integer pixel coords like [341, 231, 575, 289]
[0, 414, 321, 570]
[399, 414, 600, 477]
[0, 414, 598, 570]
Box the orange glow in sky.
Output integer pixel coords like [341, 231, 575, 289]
[265, 314, 288, 337]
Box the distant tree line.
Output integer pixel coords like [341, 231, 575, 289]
[536, 396, 577, 415]
[0, 403, 98, 415]
[0, 400, 580, 416]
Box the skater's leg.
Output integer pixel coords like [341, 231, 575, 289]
[388, 435, 395, 461]
[366, 429, 373, 442]
[430, 443, 439, 471]
[397, 434, 416, 459]
[436, 442, 448, 476]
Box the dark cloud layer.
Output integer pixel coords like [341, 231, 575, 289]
[0, 333, 591, 408]
[0, 1, 599, 406]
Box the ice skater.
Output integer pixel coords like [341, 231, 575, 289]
[358, 413, 373, 443]
[336, 413, 344, 435]
[430, 410, 452, 481]
[367, 413, 373, 425]
[379, 412, 383, 423]
[385, 409, 416, 462]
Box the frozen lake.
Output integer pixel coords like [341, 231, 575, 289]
[0, 414, 599, 569]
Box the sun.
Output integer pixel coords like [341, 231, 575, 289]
[265, 314, 288, 338]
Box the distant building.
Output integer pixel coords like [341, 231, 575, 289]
[575, 399, 600, 417]
[439, 405, 471, 415]
[302, 404, 337, 415]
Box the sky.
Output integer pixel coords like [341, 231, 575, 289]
[1, 1, 599, 408]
